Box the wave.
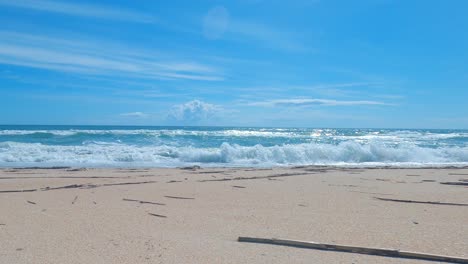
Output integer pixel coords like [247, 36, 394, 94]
[1, 141, 467, 168]
[1, 129, 468, 142]
[0, 129, 299, 137]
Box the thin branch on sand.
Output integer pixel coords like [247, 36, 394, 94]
[238, 237, 468, 263]
[374, 197, 468, 207]
[0, 181, 157, 193]
[164, 195, 194, 200]
[148, 213, 167, 218]
[198, 173, 314, 182]
[123, 198, 165, 206]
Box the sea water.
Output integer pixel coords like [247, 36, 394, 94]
[0, 125, 467, 168]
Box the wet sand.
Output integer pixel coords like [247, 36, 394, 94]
[0, 166, 467, 263]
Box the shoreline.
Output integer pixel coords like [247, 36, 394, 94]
[3, 164, 468, 170]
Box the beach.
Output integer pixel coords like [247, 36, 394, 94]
[3, 0, 468, 262]
[0, 166, 467, 263]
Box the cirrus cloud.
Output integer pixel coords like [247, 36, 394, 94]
[248, 98, 389, 107]
[120, 112, 148, 118]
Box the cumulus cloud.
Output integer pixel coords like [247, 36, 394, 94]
[120, 112, 148, 118]
[167, 100, 222, 124]
[249, 98, 388, 107]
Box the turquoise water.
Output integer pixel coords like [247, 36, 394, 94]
[1, 125, 467, 167]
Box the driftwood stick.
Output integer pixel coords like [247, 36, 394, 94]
[0, 181, 157, 194]
[0, 189, 37, 193]
[122, 198, 165, 206]
[148, 213, 167, 218]
[27, 200, 36, 205]
[113, 170, 149, 173]
[164, 195, 195, 200]
[198, 173, 313, 182]
[440, 181, 468, 186]
[194, 171, 226, 174]
[42, 184, 85, 191]
[348, 191, 392, 196]
[329, 184, 358, 187]
[72, 195, 78, 204]
[12, 166, 70, 170]
[100, 181, 157, 187]
[180, 165, 201, 170]
[374, 197, 468, 207]
[238, 237, 468, 263]
[0, 176, 124, 180]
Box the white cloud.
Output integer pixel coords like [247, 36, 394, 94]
[120, 112, 148, 118]
[249, 98, 388, 107]
[201, 6, 307, 52]
[0, 31, 223, 81]
[203, 6, 230, 39]
[0, 0, 154, 23]
[167, 100, 222, 123]
[228, 20, 307, 52]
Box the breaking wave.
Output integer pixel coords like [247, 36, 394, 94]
[1, 141, 467, 168]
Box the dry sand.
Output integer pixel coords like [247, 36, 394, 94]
[0, 166, 467, 263]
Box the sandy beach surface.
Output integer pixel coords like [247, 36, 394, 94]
[0, 166, 467, 263]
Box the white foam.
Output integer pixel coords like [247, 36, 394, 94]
[1, 129, 467, 141]
[0, 129, 300, 138]
[1, 141, 467, 168]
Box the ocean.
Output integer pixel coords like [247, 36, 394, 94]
[0, 125, 467, 168]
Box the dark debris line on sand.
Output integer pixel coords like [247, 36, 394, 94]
[0, 189, 37, 193]
[66, 168, 87, 172]
[0, 176, 128, 180]
[148, 213, 167, 218]
[348, 191, 393, 196]
[238, 237, 468, 264]
[0, 181, 158, 193]
[123, 198, 165, 206]
[164, 195, 195, 200]
[179, 165, 201, 170]
[328, 184, 358, 188]
[192, 171, 227, 174]
[374, 197, 468, 207]
[440, 181, 468, 186]
[198, 172, 315, 182]
[12, 166, 71, 170]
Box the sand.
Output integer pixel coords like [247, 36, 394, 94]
[0, 166, 467, 263]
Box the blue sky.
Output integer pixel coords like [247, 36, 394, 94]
[0, 0, 467, 128]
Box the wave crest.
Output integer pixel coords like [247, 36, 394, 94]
[1, 141, 467, 167]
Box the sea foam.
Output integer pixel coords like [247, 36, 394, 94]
[1, 140, 467, 168]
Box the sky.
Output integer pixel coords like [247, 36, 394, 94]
[0, 0, 467, 128]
